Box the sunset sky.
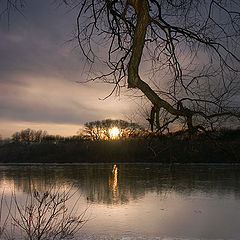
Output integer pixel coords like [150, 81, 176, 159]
[0, 1, 136, 138]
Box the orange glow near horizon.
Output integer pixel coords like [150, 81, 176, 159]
[108, 127, 120, 139]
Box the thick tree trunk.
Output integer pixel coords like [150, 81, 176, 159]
[127, 0, 195, 130]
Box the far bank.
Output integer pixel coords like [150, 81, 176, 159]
[0, 134, 239, 164]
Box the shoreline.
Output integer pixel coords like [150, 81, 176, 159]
[1, 162, 240, 166]
[1, 136, 240, 165]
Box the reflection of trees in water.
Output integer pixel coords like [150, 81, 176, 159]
[0, 166, 67, 193]
[0, 165, 240, 204]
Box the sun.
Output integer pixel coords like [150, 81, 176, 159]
[109, 127, 120, 139]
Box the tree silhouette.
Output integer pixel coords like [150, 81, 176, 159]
[81, 119, 143, 140]
[72, 0, 240, 133]
[12, 129, 47, 144]
[1, 0, 240, 132]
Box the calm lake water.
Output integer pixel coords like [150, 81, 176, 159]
[0, 164, 240, 240]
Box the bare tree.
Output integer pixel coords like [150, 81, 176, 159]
[1, 0, 240, 132]
[9, 187, 86, 240]
[80, 119, 143, 140]
[12, 129, 48, 144]
[0, 191, 11, 239]
[70, 0, 240, 133]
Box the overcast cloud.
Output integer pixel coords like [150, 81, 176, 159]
[0, 1, 134, 137]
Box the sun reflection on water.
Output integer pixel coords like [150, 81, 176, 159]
[112, 164, 118, 190]
[109, 164, 119, 200]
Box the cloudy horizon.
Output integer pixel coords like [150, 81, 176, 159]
[0, 1, 137, 138]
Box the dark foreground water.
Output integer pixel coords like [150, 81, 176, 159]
[0, 164, 240, 239]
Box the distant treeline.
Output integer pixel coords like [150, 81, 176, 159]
[0, 127, 240, 164]
[0, 119, 145, 145]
